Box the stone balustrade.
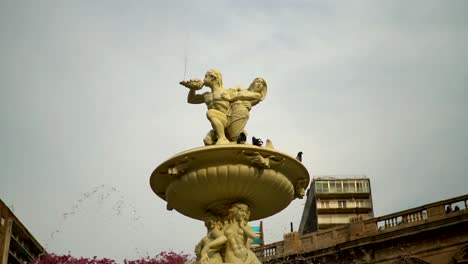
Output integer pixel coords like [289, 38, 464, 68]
[254, 241, 284, 261]
[252, 194, 468, 260]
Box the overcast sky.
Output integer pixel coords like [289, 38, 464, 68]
[1, 0, 467, 261]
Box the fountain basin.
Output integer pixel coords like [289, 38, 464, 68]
[150, 145, 309, 221]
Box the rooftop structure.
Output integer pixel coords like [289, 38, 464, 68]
[299, 175, 374, 234]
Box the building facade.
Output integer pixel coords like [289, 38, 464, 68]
[299, 176, 374, 234]
[0, 199, 45, 264]
[255, 194, 468, 263]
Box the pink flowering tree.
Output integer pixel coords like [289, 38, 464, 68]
[124, 251, 192, 264]
[31, 251, 193, 264]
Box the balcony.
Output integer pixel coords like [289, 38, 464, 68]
[317, 207, 372, 214]
[315, 188, 371, 199]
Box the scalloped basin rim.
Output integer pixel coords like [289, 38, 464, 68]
[150, 145, 310, 221]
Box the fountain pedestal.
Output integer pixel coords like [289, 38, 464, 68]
[150, 69, 309, 263]
[150, 145, 309, 263]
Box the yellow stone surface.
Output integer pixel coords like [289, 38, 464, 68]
[151, 70, 310, 263]
[150, 144, 309, 221]
[180, 69, 267, 146]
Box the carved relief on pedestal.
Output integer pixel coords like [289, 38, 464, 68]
[240, 150, 285, 169]
[167, 156, 193, 176]
[294, 178, 309, 199]
[194, 203, 261, 264]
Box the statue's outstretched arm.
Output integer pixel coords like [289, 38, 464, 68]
[180, 79, 205, 104]
[230, 90, 262, 102]
[187, 89, 205, 104]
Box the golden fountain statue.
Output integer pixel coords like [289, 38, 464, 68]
[150, 69, 310, 264]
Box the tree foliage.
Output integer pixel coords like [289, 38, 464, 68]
[31, 251, 192, 264]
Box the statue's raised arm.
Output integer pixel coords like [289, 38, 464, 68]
[180, 78, 205, 104]
[180, 70, 267, 146]
[228, 78, 267, 106]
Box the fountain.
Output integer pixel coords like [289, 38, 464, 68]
[150, 69, 310, 264]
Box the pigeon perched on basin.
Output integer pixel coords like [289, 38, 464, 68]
[252, 137, 263, 146]
[237, 132, 247, 144]
[296, 151, 303, 162]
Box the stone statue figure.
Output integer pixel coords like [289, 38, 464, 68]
[180, 70, 267, 145]
[194, 216, 226, 264]
[223, 78, 267, 144]
[192, 203, 261, 264]
[152, 69, 310, 264]
[223, 203, 261, 264]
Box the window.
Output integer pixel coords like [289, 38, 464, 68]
[355, 200, 368, 208]
[363, 181, 369, 192]
[315, 181, 329, 193]
[343, 181, 355, 193]
[320, 201, 329, 208]
[356, 182, 362, 192]
[1, 216, 4, 226]
[357, 181, 369, 192]
[315, 182, 322, 192]
[337, 181, 342, 192]
[338, 201, 347, 208]
[331, 181, 343, 192]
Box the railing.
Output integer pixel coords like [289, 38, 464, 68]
[316, 187, 370, 194]
[253, 193, 468, 261]
[444, 198, 468, 214]
[317, 203, 372, 209]
[376, 209, 428, 230]
[252, 241, 284, 260]
[371, 194, 467, 231]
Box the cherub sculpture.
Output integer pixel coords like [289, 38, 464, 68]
[194, 216, 226, 264]
[180, 69, 267, 145]
[223, 203, 261, 264]
[193, 204, 261, 264]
